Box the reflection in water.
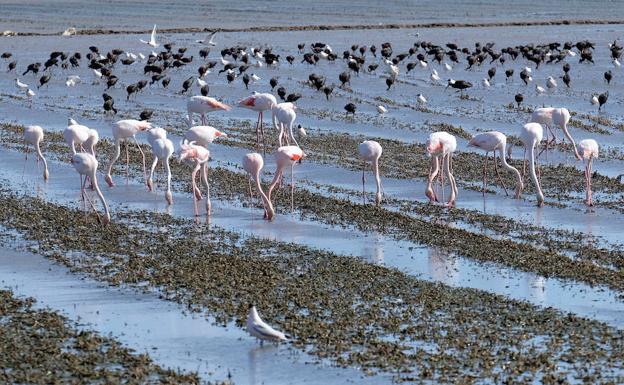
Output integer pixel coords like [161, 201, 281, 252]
[362, 233, 385, 265]
[249, 344, 278, 385]
[528, 275, 546, 304]
[428, 246, 458, 286]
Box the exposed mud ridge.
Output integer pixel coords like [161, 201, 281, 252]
[0, 289, 202, 384]
[5, 19, 624, 37]
[2, 123, 624, 294]
[1, 191, 624, 384]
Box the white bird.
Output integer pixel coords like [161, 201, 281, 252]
[431, 68, 438, 76]
[482, 78, 491, 88]
[16, 78, 28, 90]
[591, 95, 599, 105]
[251, 73, 261, 82]
[246, 305, 287, 343]
[62, 27, 76, 36]
[566, 50, 577, 57]
[65, 75, 81, 87]
[536, 85, 546, 94]
[524, 67, 532, 74]
[23, 125, 49, 181]
[93, 69, 102, 78]
[196, 30, 217, 46]
[419, 60, 428, 69]
[383, 58, 393, 66]
[444, 62, 453, 71]
[417, 94, 427, 104]
[220, 56, 230, 66]
[125, 52, 138, 60]
[138, 53, 146, 61]
[614, 59, 621, 68]
[254, 59, 264, 68]
[389, 64, 399, 78]
[140, 24, 159, 47]
[430, 71, 440, 83]
[377, 105, 388, 114]
[298, 125, 307, 137]
[26, 89, 35, 106]
[197, 78, 208, 87]
[546, 76, 557, 89]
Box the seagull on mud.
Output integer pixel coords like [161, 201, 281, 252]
[196, 30, 218, 46]
[246, 305, 288, 344]
[140, 25, 159, 48]
[15, 78, 28, 90]
[377, 105, 388, 114]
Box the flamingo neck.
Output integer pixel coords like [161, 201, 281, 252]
[254, 169, 274, 219]
[499, 144, 523, 196]
[91, 172, 111, 222]
[527, 141, 544, 205]
[372, 157, 382, 205]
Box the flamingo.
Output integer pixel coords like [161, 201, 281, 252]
[242, 153, 274, 220]
[577, 139, 599, 206]
[105, 119, 151, 187]
[178, 140, 211, 216]
[518, 123, 545, 206]
[468, 131, 523, 198]
[187, 95, 231, 127]
[267, 146, 305, 212]
[271, 102, 299, 147]
[23, 125, 49, 181]
[64, 123, 98, 155]
[147, 127, 174, 205]
[530, 107, 582, 160]
[425, 132, 457, 207]
[184, 125, 227, 147]
[140, 24, 159, 47]
[246, 305, 287, 344]
[71, 152, 110, 224]
[238, 92, 277, 154]
[357, 140, 383, 206]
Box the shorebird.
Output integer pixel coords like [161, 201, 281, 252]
[518, 123, 545, 206]
[358, 140, 383, 206]
[196, 30, 217, 46]
[23, 125, 49, 181]
[377, 105, 388, 114]
[425, 131, 457, 207]
[187, 95, 231, 127]
[140, 25, 159, 47]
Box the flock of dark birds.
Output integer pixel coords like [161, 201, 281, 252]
[3, 33, 621, 123]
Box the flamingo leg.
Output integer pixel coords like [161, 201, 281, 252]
[362, 160, 366, 204]
[105, 139, 121, 187]
[255, 112, 261, 152]
[290, 163, 295, 212]
[191, 163, 201, 216]
[493, 150, 509, 196]
[482, 152, 488, 196]
[202, 163, 211, 215]
[260, 111, 266, 157]
[125, 141, 130, 183]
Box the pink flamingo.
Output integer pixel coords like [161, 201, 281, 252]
[469, 131, 523, 198]
[105, 119, 151, 187]
[184, 125, 227, 147]
[357, 140, 383, 206]
[147, 127, 174, 205]
[272, 102, 299, 147]
[577, 139, 599, 206]
[530, 107, 582, 160]
[179, 140, 211, 216]
[425, 132, 457, 207]
[242, 153, 274, 220]
[64, 123, 99, 155]
[23, 125, 49, 181]
[519, 123, 545, 206]
[187, 96, 231, 127]
[238, 92, 277, 154]
[71, 152, 110, 224]
[267, 146, 305, 212]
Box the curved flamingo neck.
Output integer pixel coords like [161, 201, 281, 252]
[499, 143, 523, 196]
[254, 168, 274, 219]
[372, 157, 382, 204]
[91, 171, 110, 222]
[527, 140, 544, 205]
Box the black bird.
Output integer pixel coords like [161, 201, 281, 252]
[150, 74, 165, 85]
[563, 62, 571, 73]
[88, 46, 99, 53]
[242, 73, 250, 89]
[322, 86, 334, 100]
[368, 63, 378, 73]
[348, 60, 360, 75]
[139, 109, 153, 121]
[385, 77, 394, 90]
[446, 79, 473, 95]
[219, 63, 237, 74]
[7, 60, 16, 72]
[277, 86, 287, 101]
[106, 76, 118, 90]
[200, 84, 209, 96]
[487, 67, 496, 81]
[562, 73, 571, 88]
[164, 43, 173, 51]
[344, 103, 356, 116]
[297, 43, 305, 53]
[406, 62, 417, 73]
[181, 77, 194, 93]
[38, 74, 51, 88]
[1, 52, 12, 59]
[102, 93, 113, 102]
[286, 55, 295, 65]
[121, 58, 134, 66]
[604, 70, 612, 84]
[126, 84, 138, 100]
[270, 77, 278, 90]
[339, 71, 350, 87]
[514, 93, 524, 108]
[137, 80, 148, 91]
[23, 62, 41, 76]
[162, 77, 171, 88]
[103, 99, 117, 115]
[505, 69, 514, 82]
[199, 48, 210, 58]
[226, 72, 236, 83]
[286, 93, 301, 103]
[370, 45, 377, 57]
[598, 91, 608, 111]
[519, 69, 531, 85]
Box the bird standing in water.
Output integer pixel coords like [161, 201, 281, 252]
[357, 140, 383, 206]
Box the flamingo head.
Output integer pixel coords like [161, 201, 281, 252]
[138, 120, 152, 131]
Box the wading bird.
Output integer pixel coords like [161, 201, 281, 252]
[246, 305, 287, 344]
[179, 140, 211, 216]
[105, 119, 151, 187]
[242, 152, 274, 220]
[71, 152, 110, 224]
[357, 140, 383, 206]
[23, 125, 49, 181]
[267, 146, 305, 213]
[577, 139, 599, 206]
[425, 132, 457, 207]
[147, 128, 174, 205]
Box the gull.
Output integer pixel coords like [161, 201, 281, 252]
[536, 85, 546, 94]
[298, 125, 307, 136]
[430, 71, 440, 83]
[482, 78, 491, 88]
[591, 94, 599, 105]
[417, 93, 427, 104]
[444, 62, 453, 71]
[16, 78, 28, 90]
[419, 60, 428, 69]
[246, 305, 287, 344]
[62, 27, 76, 36]
[524, 67, 532, 74]
[26, 88, 35, 106]
[251, 73, 261, 82]
[614, 58, 621, 68]
[253, 49, 263, 59]
[140, 24, 159, 47]
[220, 56, 230, 66]
[66, 75, 81, 87]
[196, 30, 217, 46]
[389, 64, 399, 78]
[377, 105, 388, 114]
[546, 76, 557, 89]
[197, 78, 208, 87]
[93, 69, 102, 78]
[566, 50, 576, 57]
[254, 59, 264, 68]
[126, 52, 138, 60]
